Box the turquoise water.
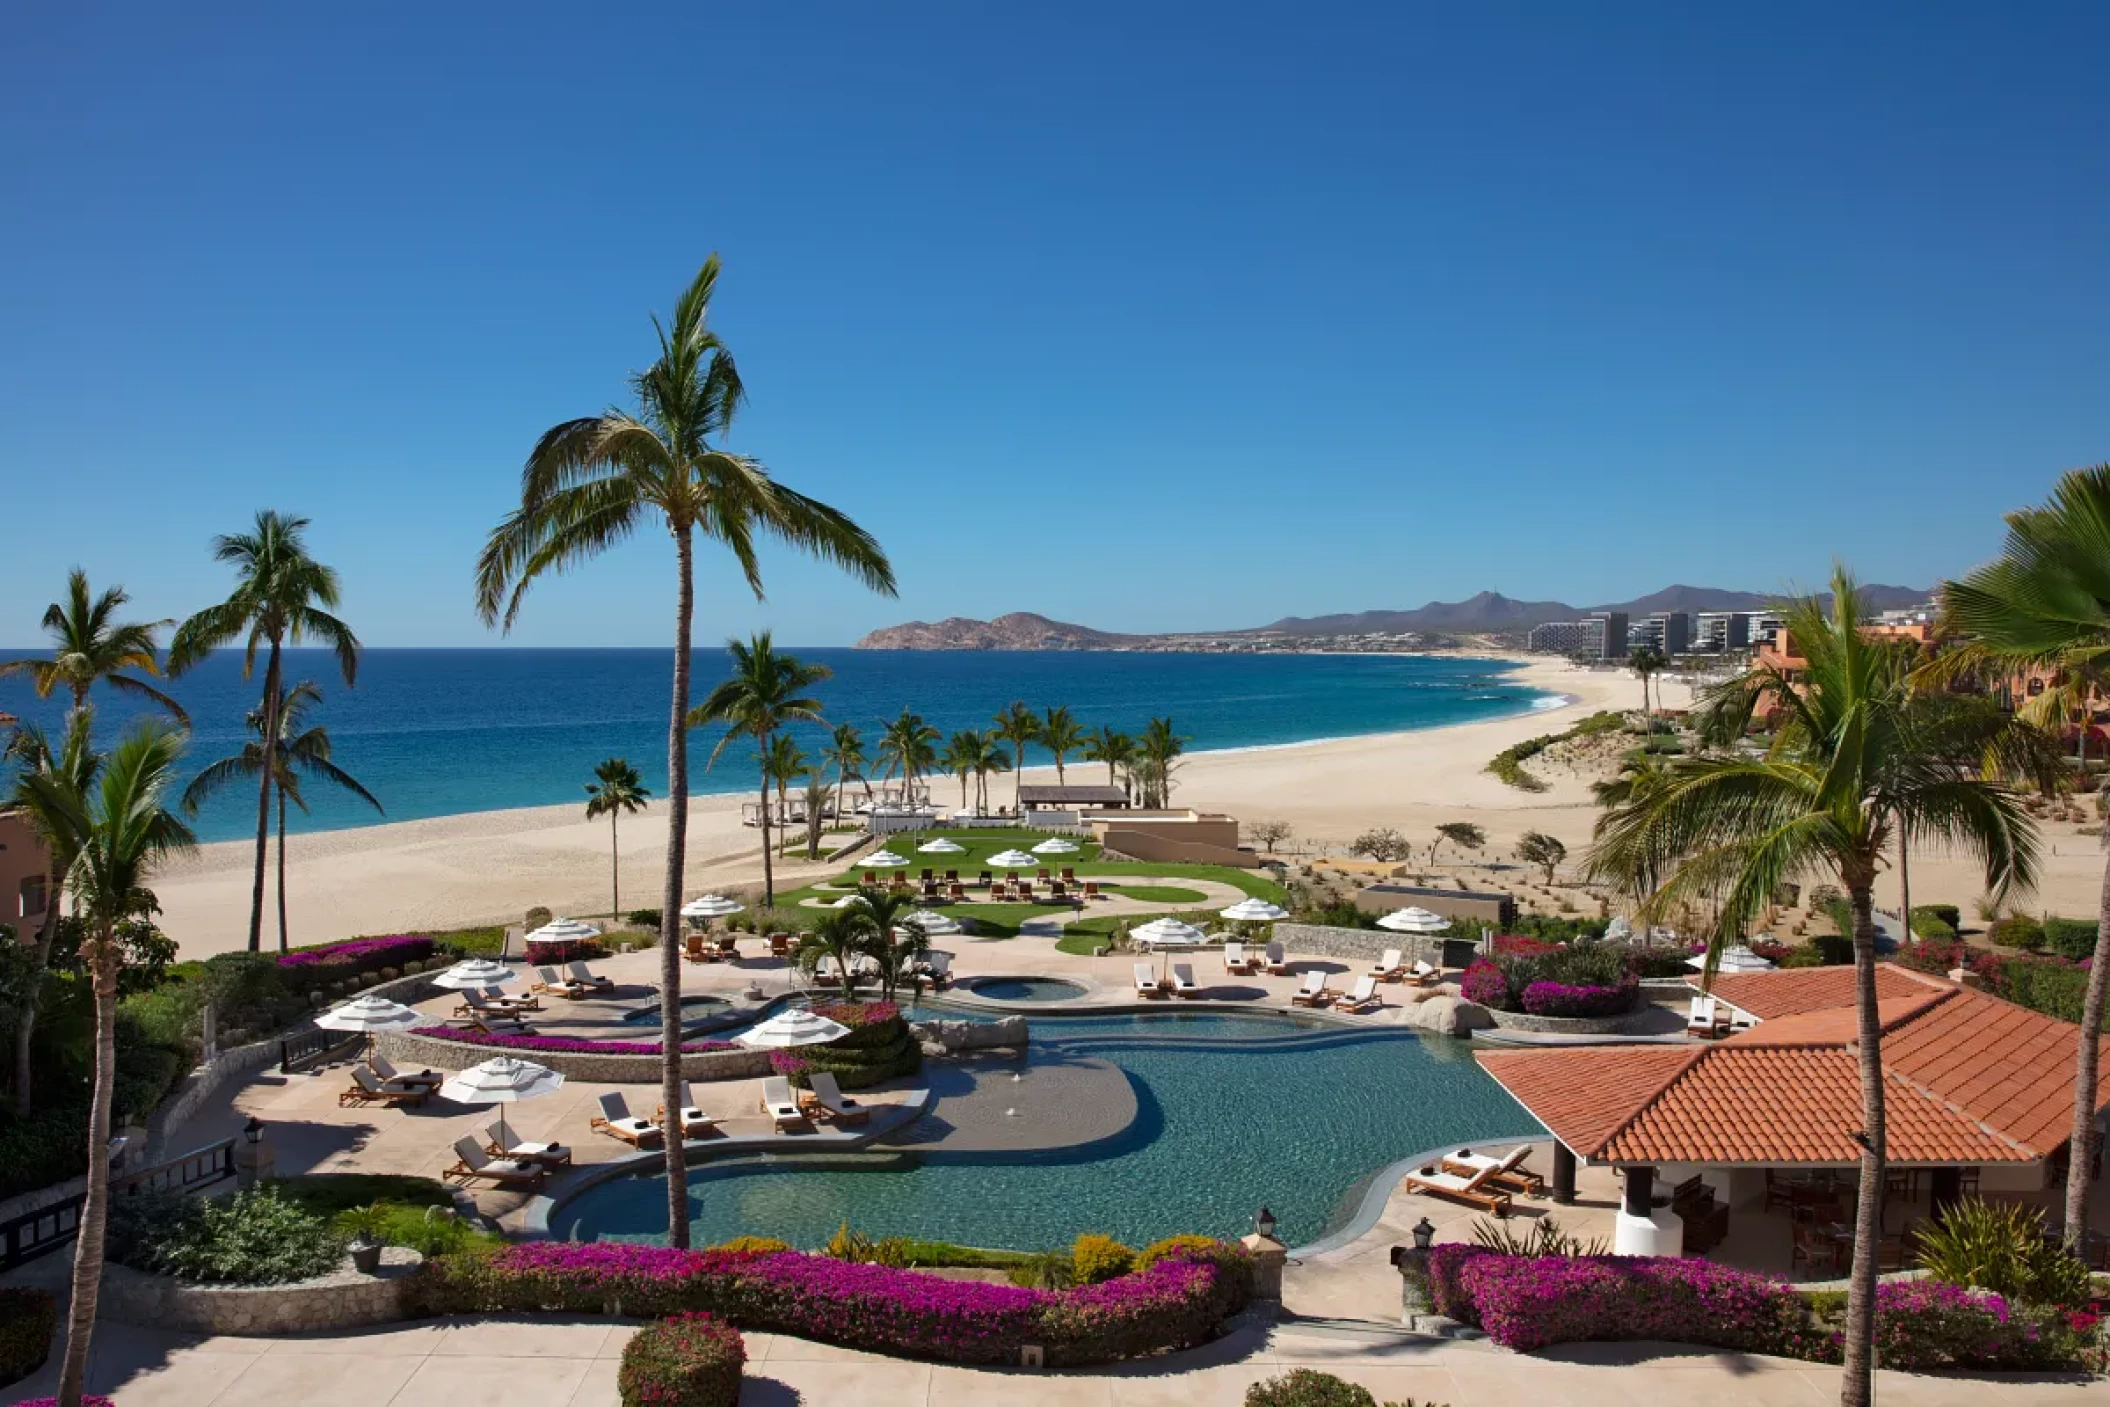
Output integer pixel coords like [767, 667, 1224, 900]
[966, 977, 1091, 1002]
[0, 647, 1554, 841]
[553, 1010, 1541, 1251]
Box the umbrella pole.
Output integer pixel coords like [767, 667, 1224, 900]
[497, 1105, 509, 1151]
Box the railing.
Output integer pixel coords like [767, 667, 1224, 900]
[0, 1137, 237, 1273]
[281, 1028, 362, 1074]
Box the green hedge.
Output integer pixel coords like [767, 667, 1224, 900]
[0, 1287, 56, 1386]
[2000, 962, 2096, 1027]
[1912, 904, 1961, 931]
[1988, 915, 2046, 951]
[1908, 910, 1956, 940]
[2040, 917, 2100, 962]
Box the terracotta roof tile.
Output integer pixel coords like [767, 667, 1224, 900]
[1707, 963, 1941, 1019]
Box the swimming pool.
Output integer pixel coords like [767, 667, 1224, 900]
[553, 1008, 1539, 1252]
[963, 977, 1091, 1003]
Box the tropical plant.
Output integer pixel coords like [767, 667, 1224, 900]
[2, 713, 102, 1119]
[0, 571, 184, 721]
[1935, 463, 2110, 1246]
[822, 722, 871, 807]
[1430, 821, 1485, 866]
[848, 887, 925, 1002]
[181, 680, 380, 950]
[963, 729, 1009, 813]
[1585, 567, 2042, 1407]
[759, 734, 809, 855]
[876, 709, 939, 804]
[1041, 706, 1086, 785]
[1516, 830, 1568, 886]
[993, 702, 1041, 809]
[1629, 644, 1668, 718]
[1083, 725, 1137, 802]
[794, 908, 870, 993]
[1468, 1215, 1608, 1258]
[940, 730, 980, 810]
[169, 511, 360, 952]
[20, 721, 195, 1404]
[1138, 716, 1189, 808]
[583, 758, 650, 918]
[691, 633, 830, 905]
[1912, 1196, 2093, 1307]
[472, 257, 895, 1249]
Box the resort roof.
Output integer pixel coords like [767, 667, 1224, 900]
[1018, 784, 1127, 806]
[1704, 962, 1938, 1019]
[1477, 966, 2110, 1169]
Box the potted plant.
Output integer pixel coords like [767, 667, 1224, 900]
[343, 1202, 388, 1273]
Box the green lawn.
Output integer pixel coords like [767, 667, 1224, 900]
[1104, 885, 1206, 904]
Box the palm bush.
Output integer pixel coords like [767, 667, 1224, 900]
[1913, 1197, 2094, 1307]
[110, 1186, 343, 1285]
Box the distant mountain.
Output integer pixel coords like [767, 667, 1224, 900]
[1261, 591, 1572, 636]
[854, 612, 1142, 651]
[1591, 582, 1932, 617]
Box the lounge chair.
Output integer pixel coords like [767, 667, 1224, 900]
[1223, 942, 1253, 975]
[1405, 1163, 1511, 1216]
[536, 964, 590, 998]
[1289, 970, 1333, 1007]
[1405, 959, 1442, 989]
[684, 934, 712, 964]
[769, 932, 793, 958]
[484, 1123, 571, 1168]
[715, 934, 739, 957]
[916, 950, 953, 991]
[590, 1092, 663, 1147]
[762, 1076, 808, 1131]
[340, 1066, 429, 1108]
[977, 870, 994, 887]
[1336, 974, 1381, 1012]
[944, 869, 959, 883]
[807, 1071, 870, 1125]
[1170, 962, 1201, 999]
[1135, 962, 1166, 998]
[368, 1055, 441, 1090]
[1686, 994, 1726, 1038]
[1442, 1145, 1541, 1196]
[461, 1010, 536, 1036]
[453, 988, 530, 1019]
[445, 1136, 545, 1188]
[1083, 881, 1101, 900]
[1060, 867, 1076, 882]
[567, 960, 615, 993]
[948, 883, 968, 902]
[862, 871, 878, 885]
[654, 1080, 720, 1138]
[1371, 949, 1404, 982]
[1263, 941, 1290, 976]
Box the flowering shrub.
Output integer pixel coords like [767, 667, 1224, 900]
[408, 1026, 738, 1056]
[1427, 1248, 1809, 1355]
[811, 1000, 899, 1031]
[278, 935, 435, 981]
[769, 1052, 812, 1078]
[1491, 935, 1560, 958]
[1870, 1280, 2053, 1371]
[1463, 945, 1641, 1015]
[616, 1312, 744, 1407]
[790, 1001, 921, 1089]
[523, 936, 606, 966]
[1519, 976, 1639, 1018]
[1459, 960, 1509, 1008]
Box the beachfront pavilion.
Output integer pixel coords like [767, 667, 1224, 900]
[1475, 963, 2110, 1276]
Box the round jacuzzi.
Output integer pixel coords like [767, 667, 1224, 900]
[620, 994, 731, 1025]
[965, 976, 1090, 1003]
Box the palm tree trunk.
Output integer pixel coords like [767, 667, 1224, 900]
[1839, 879, 1889, 1407]
[2065, 833, 2110, 1245]
[610, 812, 620, 919]
[1895, 811, 1911, 946]
[758, 736, 777, 907]
[276, 786, 290, 952]
[247, 640, 283, 951]
[1015, 744, 1025, 811]
[12, 890, 58, 1118]
[657, 528, 694, 1248]
[57, 922, 120, 1406]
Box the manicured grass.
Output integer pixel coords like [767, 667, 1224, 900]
[1080, 861, 1286, 903]
[1105, 885, 1206, 904]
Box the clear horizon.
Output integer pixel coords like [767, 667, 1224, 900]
[4, 2, 2104, 647]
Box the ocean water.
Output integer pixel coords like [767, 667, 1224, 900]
[0, 647, 1548, 842]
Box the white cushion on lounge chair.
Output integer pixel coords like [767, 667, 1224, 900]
[452, 1137, 537, 1178]
[1264, 941, 1289, 971]
[1448, 1145, 1531, 1177]
[762, 1076, 803, 1122]
[1341, 974, 1379, 1008]
[1297, 971, 1326, 997]
[353, 1067, 421, 1097]
[1134, 962, 1159, 993]
[1410, 1168, 1484, 1195]
[1223, 942, 1246, 966]
[568, 961, 614, 989]
[369, 1055, 437, 1085]
[1171, 963, 1198, 993]
[485, 1124, 566, 1160]
[808, 1071, 865, 1118]
[1373, 949, 1403, 973]
[595, 1091, 655, 1137]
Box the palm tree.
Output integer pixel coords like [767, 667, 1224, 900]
[795, 906, 870, 993]
[1935, 463, 2110, 1247]
[940, 730, 979, 810]
[965, 730, 1010, 813]
[993, 702, 1041, 810]
[584, 758, 651, 919]
[801, 771, 834, 859]
[691, 633, 830, 904]
[2, 711, 100, 1117]
[1629, 645, 1667, 721]
[182, 681, 381, 950]
[848, 887, 925, 1002]
[822, 722, 872, 808]
[1139, 716, 1188, 808]
[169, 511, 359, 952]
[0, 570, 185, 722]
[877, 709, 939, 805]
[1041, 706, 1085, 785]
[759, 734, 809, 855]
[1587, 568, 2040, 1407]
[24, 721, 195, 1407]
[1084, 725, 1137, 802]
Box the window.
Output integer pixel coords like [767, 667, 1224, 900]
[19, 876, 47, 919]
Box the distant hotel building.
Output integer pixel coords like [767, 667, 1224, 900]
[1527, 610, 1628, 659]
[1629, 611, 1691, 657]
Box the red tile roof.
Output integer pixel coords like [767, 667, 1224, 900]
[1477, 965, 2110, 1168]
[1706, 963, 1943, 1019]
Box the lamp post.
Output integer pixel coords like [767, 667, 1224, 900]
[1392, 1219, 1438, 1326]
[1240, 1203, 1287, 1302]
[233, 1115, 274, 1187]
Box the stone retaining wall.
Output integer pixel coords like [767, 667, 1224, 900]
[1485, 1006, 1648, 1035]
[146, 1036, 283, 1161]
[1272, 923, 1450, 965]
[99, 1250, 421, 1334]
[909, 1015, 1027, 1052]
[374, 1029, 777, 1083]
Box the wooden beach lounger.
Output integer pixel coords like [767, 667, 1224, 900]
[1442, 1145, 1543, 1197]
[807, 1071, 870, 1125]
[1405, 959, 1442, 989]
[1406, 1164, 1512, 1216]
[590, 1092, 663, 1147]
[763, 1076, 808, 1131]
[1336, 974, 1381, 1012]
[1371, 949, 1404, 982]
[1686, 994, 1728, 1038]
[455, 987, 535, 1018]
[567, 961, 616, 993]
[368, 1055, 442, 1090]
[1170, 962, 1201, 999]
[1263, 941, 1290, 976]
[536, 964, 591, 998]
[445, 1136, 546, 1189]
[340, 1066, 430, 1108]
[685, 934, 712, 964]
[1289, 970, 1333, 1007]
[1223, 942, 1254, 975]
[484, 1124, 572, 1168]
[654, 1080, 721, 1138]
[1135, 962, 1166, 998]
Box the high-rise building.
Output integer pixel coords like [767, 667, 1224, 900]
[1693, 611, 1750, 653]
[1591, 611, 1629, 659]
[1525, 611, 1628, 659]
[1629, 611, 1690, 656]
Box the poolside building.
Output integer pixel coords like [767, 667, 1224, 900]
[0, 807, 51, 937]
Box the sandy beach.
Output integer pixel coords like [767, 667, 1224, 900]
[151, 655, 2102, 955]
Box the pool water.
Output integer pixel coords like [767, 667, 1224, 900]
[554, 1009, 1540, 1252]
[966, 977, 1090, 1003]
[620, 995, 730, 1026]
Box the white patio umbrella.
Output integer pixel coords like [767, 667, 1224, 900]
[1131, 917, 1206, 948]
[1688, 944, 1776, 974]
[314, 995, 423, 1054]
[681, 894, 745, 921]
[1031, 837, 1080, 855]
[917, 837, 966, 855]
[437, 1056, 564, 1151]
[1219, 898, 1289, 923]
[986, 849, 1038, 870]
[525, 917, 601, 945]
[736, 1008, 852, 1049]
[900, 910, 962, 936]
[1377, 906, 1451, 934]
[431, 959, 520, 990]
[862, 849, 909, 869]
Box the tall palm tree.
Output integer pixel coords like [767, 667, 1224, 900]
[1084, 725, 1137, 802]
[940, 730, 979, 809]
[877, 709, 939, 805]
[584, 758, 651, 919]
[822, 722, 872, 808]
[848, 887, 925, 1002]
[183, 681, 381, 950]
[473, 259, 895, 1247]
[691, 633, 830, 903]
[759, 734, 809, 855]
[1629, 645, 1667, 721]
[1139, 716, 1189, 808]
[1, 712, 101, 1117]
[1041, 706, 1085, 785]
[965, 729, 1010, 813]
[169, 511, 359, 952]
[24, 721, 195, 1407]
[801, 770, 834, 859]
[0, 570, 185, 722]
[1588, 569, 2040, 1407]
[1935, 463, 2110, 1246]
[993, 701, 1040, 810]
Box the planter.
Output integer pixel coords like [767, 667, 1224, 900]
[350, 1240, 384, 1274]
[1485, 1007, 1647, 1036]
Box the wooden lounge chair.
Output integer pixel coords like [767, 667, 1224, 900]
[1405, 959, 1442, 989]
[1336, 974, 1381, 1012]
[536, 964, 590, 998]
[1289, 970, 1333, 1007]
[1048, 881, 1068, 901]
[461, 1010, 536, 1037]
[944, 869, 959, 883]
[978, 870, 994, 887]
[1223, 942, 1254, 975]
[862, 871, 879, 885]
[1405, 1163, 1511, 1216]
[915, 950, 953, 990]
[685, 934, 712, 964]
[947, 883, 967, 902]
[567, 960, 615, 993]
[769, 932, 793, 958]
[1371, 949, 1404, 982]
[590, 1091, 663, 1146]
[1037, 867, 1051, 880]
[762, 1076, 808, 1131]
[1170, 962, 1201, 999]
[920, 868, 935, 883]
[1135, 962, 1167, 998]
[368, 1055, 441, 1091]
[1061, 867, 1076, 883]
[1263, 941, 1290, 976]
[484, 1123, 572, 1168]
[807, 1071, 870, 1125]
[1686, 994, 1727, 1038]
[715, 934, 739, 957]
[1082, 881, 1100, 900]
[654, 1080, 720, 1138]
[340, 1066, 429, 1108]
[1442, 1145, 1541, 1196]
[453, 988, 530, 1019]
[445, 1136, 545, 1188]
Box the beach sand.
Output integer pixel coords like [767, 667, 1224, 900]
[151, 656, 2102, 955]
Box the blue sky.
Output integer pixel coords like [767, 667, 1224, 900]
[3, 2, 2106, 646]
